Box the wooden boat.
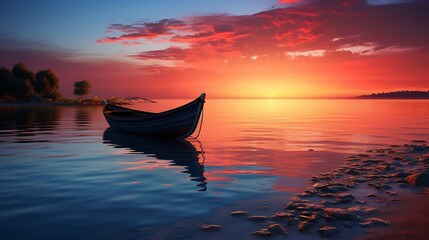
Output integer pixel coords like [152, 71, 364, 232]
[103, 93, 205, 139]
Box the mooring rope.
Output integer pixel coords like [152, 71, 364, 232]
[193, 107, 204, 139]
[191, 137, 206, 165]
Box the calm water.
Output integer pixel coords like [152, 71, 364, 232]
[0, 99, 428, 239]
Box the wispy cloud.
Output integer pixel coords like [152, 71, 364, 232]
[278, 0, 302, 4]
[96, 19, 188, 44]
[97, 0, 428, 69]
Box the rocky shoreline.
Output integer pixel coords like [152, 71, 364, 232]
[201, 140, 429, 238]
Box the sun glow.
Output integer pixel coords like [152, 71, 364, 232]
[222, 79, 326, 99]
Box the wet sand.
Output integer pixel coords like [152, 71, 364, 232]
[360, 191, 429, 240]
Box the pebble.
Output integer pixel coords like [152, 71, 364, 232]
[200, 224, 222, 230]
[313, 182, 349, 194]
[324, 208, 360, 221]
[405, 171, 429, 187]
[230, 210, 248, 216]
[267, 223, 286, 234]
[347, 206, 377, 214]
[252, 228, 271, 236]
[284, 201, 320, 211]
[298, 221, 310, 231]
[272, 212, 293, 218]
[332, 193, 355, 204]
[359, 218, 391, 227]
[318, 225, 338, 236]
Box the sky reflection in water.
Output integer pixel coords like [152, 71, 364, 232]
[0, 99, 428, 239]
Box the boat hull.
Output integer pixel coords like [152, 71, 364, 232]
[103, 93, 205, 138]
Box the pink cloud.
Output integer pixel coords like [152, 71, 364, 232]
[96, 37, 121, 44]
[132, 46, 188, 61]
[96, 19, 188, 44]
[94, 0, 429, 79]
[121, 41, 144, 46]
[278, 0, 302, 4]
[98, 0, 429, 63]
[94, 0, 429, 97]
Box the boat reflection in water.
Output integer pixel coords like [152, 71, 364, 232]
[102, 128, 207, 191]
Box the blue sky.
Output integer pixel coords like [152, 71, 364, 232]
[0, 0, 279, 54]
[0, 0, 414, 55]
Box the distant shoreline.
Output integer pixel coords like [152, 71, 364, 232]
[356, 90, 429, 99]
[0, 101, 104, 107]
[0, 98, 126, 106]
[356, 97, 429, 99]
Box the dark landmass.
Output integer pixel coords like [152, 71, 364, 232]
[0, 98, 123, 106]
[1, 62, 98, 104]
[357, 90, 429, 99]
[1, 63, 143, 106]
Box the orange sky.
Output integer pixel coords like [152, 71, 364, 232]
[1, 0, 428, 98]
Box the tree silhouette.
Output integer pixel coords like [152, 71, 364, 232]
[74, 80, 92, 100]
[12, 78, 36, 99]
[10, 63, 37, 100]
[0, 67, 13, 98]
[35, 69, 62, 100]
[358, 90, 429, 99]
[1, 63, 64, 101]
[11, 63, 35, 84]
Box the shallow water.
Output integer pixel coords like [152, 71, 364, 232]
[0, 99, 428, 239]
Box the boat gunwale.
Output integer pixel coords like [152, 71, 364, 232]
[103, 96, 203, 120]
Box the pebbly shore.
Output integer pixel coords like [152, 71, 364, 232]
[200, 140, 429, 239]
